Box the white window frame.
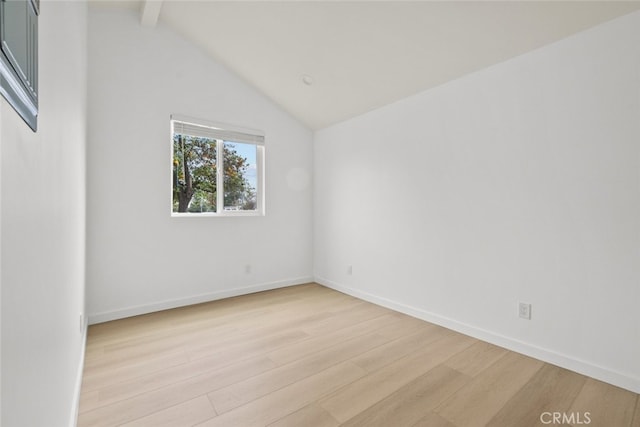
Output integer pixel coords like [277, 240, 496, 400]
[170, 114, 265, 217]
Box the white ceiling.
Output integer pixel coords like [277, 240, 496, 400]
[99, 1, 640, 130]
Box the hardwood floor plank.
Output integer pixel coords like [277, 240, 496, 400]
[87, 285, 306, 339]
[567, 378, 637, 427]
[87, 284, 326, 347]
[484, 364, 587, 427]
[78, 390, 100, 414]
[267, 313, 399, 366]
[632, 396, 640, 427]
[319, 332, 475, 422]
[83, 326, 307, 392]
[300, 302, 393, 337]
[350, 326, 454, 373]
[86, 299, 339, 366]
[78, 284, 639, 427]
[88, 321, 238, 367]
[208, 331, 390, 414]
[194, 361, 367, 427]
[119, 395, 216, 427]
[86, 354, 276, 412]
[81, 350, 190, 393]
[85, 345, 104, 360]
[434, 351, 544, 427]
[85, 310, 249, 364]
[373, 315, 445, 340]
[267, 403, 339, 427]
[186, 329, 309, 363]
[443, 340, 507, 377]
[411, 412, 457, 427]
[341, 365, 471, 427]
[78, 353, 277, 426]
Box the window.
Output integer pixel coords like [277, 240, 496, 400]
[171, 115, 264, 216]
[0, 0, 39, 131]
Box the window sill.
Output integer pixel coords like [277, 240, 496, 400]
[171, 211, 264, 218]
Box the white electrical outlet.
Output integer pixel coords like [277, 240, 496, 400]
[79, 313, 84, 332]
[245, 264, 251, 274]
[347, 265, 353, 275]
[518, 302, 532, 320]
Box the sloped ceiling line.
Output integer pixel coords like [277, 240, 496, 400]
[119, 1, 640, 130]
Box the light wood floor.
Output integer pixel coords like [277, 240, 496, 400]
[78, 283, 640, 427]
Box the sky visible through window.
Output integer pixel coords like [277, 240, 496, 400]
[226, 141, 257, 191]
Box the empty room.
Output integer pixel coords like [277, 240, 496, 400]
[1, 1, 639, 426]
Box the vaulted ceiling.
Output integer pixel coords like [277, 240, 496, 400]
[98, 1, 640, 130]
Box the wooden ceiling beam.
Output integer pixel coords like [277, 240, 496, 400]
[140, 0, 163, 28]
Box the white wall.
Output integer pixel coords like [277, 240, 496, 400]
[0, 82, 3, 425]
[314, 11, 640, 392]
[86, 8, 313, 322]
[0, 2, 88, 426]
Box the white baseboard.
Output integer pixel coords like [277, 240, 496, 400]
[316, 276, 640, 394]
[70, 317, 88, 427]
[88, 276, 314, 325]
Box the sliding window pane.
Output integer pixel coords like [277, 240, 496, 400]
[172, 134, 217, 213]
[223, 141, 257, 211]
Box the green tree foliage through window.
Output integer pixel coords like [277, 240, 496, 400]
[172, 134, 256, 213]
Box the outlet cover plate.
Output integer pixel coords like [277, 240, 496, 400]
[519, 302, 531, 320]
